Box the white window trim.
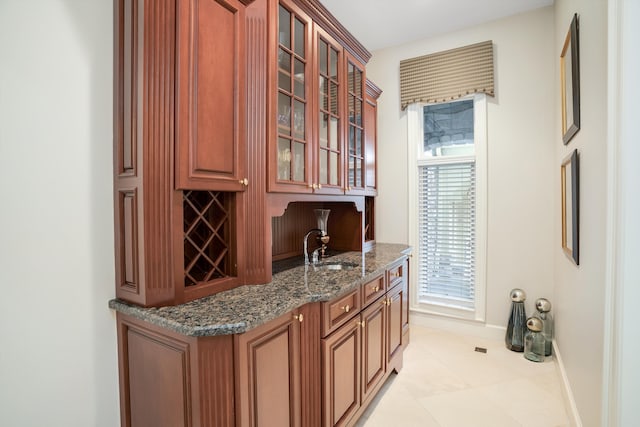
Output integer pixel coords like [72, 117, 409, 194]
[407, 94, 488, 322]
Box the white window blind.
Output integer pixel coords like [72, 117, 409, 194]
[418, 161, 476, 307]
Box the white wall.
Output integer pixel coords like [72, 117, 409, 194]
[552, 1, 608, 425]
[0, 1, 119, 426]
[368, 7, 556, 326]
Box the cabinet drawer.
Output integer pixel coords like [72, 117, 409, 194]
[322, 288, 361, 338]
[361, 275, 385, 308]
[387, 262, 405, 289]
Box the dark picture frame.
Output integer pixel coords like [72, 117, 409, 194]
[560, 13, 580, 145]
[561, 149, 579, 265]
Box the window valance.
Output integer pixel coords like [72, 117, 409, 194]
[400, 40, 494, 110]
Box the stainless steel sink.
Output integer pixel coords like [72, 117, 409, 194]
[312, 261, 358, 271]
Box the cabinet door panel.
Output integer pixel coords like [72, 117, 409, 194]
[176, 0, 246, 190]
[361, 299, 386, 403]
[401, 259, 410, 337]
[269, 0, 313, 192]
[364, 79, 381, 196]
[322, 320, 360, 427]
[314, 26, 344, 195]
[364, 97, 376, 192]
[387, 284, 403, 368]
[235, 311, 301, 427]
[255, 331, 292, 425]
[345, 55, 365, 195]
[125, 326, 190, 427]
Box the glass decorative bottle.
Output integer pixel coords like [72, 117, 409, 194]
[505, 288, 527, 352]
[524, 317, 546, 362]
[535, 298, 553, 356]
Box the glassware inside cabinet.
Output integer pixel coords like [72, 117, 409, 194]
[278, 138, 291, 180]
[277, 3, 308, 185]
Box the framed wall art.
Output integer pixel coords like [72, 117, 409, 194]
[560, 13, 580, 145]
[561, 149, 579, 265]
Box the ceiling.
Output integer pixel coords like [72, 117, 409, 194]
[320, 0, 554, 52]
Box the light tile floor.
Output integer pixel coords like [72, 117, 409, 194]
[355, 325, 570, 427]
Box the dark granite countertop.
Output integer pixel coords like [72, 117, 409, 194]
[109, 243, 411, 337]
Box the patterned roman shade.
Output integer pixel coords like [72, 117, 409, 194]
[400, 40, 494, 110]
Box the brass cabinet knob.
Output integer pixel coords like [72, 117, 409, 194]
[293, 313, 304, 323]
[359, 320, 366, 328]
[317, 183, 322, 189]
[239, 178, 248, 186]
[373, 286, 379, 292]
[308, 184, 314, 189]
[341, 305, 350, 313]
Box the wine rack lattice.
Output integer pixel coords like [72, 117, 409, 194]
[183, 191, 231, 287]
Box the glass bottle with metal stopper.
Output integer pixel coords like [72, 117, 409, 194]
[505, 288, 527, 352]
[524, 317, 546, 362]
[534, 298, 553, 356]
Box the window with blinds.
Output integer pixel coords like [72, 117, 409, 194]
[417, 99, 477, 310]
[418, 161, 476, 308]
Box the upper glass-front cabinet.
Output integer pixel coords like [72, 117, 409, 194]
[273, 1, 312, 191]
[314, 28, 344, 194]
[346, 56, 365, 194]
[268, 0, 369, 195]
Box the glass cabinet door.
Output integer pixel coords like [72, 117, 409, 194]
[316, 33, 342, 192]
[276, 3, 309, 186]
[346, 58, 365, 193]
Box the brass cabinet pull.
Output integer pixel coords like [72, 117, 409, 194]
[372, 285, 379, 292]
[359, 321, 366, 328]
[317, 183, 322, 189]
[239, 178, 248, 186]
[293, 313, 304, 323]
[341, 305, 350, 313]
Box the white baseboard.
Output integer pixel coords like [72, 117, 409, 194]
[409, 310, 506, 341]
[552, 341, 583, 427]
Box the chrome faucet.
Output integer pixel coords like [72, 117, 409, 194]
[304, 228, 323, 265]
[311, 247, 322, 264]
